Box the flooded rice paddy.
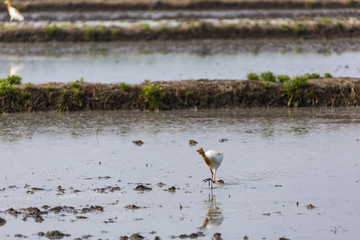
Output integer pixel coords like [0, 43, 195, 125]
[0, 108, 360, 239]
[0, 40, 360, 84]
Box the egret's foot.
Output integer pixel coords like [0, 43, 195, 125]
[203, 178, 213, 183]
[214, 179, 224, 184]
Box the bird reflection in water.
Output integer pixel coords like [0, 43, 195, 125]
[9, 62, 23, 76]
[200, 190, 224, 230]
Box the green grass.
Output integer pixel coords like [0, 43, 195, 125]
[260, 71, 276, 82]
[280, 24, 289, 31]
[324, 72, 333, 78]
[44, 86, 57, 91]
[302, 73, 320, 79]
[336, 21, 343, 29]
[282, 73, 321, 107]
[160, 25, 168, 34]
[247, 72, 260, 81]
[277, 74, 291, 83]
[142, 83, 167, 110]
[7, 75, 22, 85]
[44, 24, 61, 38]
[139, 23, 152, 35]
[246, 71, 325, 106]
[318, 17, 332, 25]
[25, 83, 33, 89]
[84, 25, 106, 41]
[119, 82, 131, 92]
[305, 1, 313, 9]
[70, 81, 79, 89]
[111, 29, 120, 35]
[292, 22, 302, 36]
[0, 75, 22, 97]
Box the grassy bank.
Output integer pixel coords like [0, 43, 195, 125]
[1, 77, 359, 113]
[1, 18, 360, 42]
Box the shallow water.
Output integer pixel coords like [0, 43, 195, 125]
[0, 108, 360, 239]
[0, 47, 359, 84]
[1, 9, 360, 21]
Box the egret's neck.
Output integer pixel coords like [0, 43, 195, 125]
[6, 0, 11, 9]
[199, 152, 211, 166]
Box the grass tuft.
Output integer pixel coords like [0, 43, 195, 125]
[139, 23, 152, 35]
[44, 24, 61, 38]
[324, 72, 333, 78]
[260, 71, 276, 82]
[119, 82, 131, 92]
[0, 75, 22, 97]
[142, 83, 167, 110]
[84, 25, 106, 41]
[247, 72, 260, 81]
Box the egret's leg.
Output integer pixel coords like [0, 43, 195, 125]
[210, 169, 214, 189]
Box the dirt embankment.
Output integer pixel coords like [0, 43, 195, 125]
[1, 22, 360, 42]
[1, 78, 359, 113]
[5, 0, 360, 11]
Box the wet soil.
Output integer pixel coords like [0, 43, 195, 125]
[4, 0, 360, 12]
[1, 78, 360, 113]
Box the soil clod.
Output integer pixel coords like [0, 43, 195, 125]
[46, 230, 70, 239]
[134, 185, 152, 191]
[0, 217, 6, 226]
[124, 204, 141, 210]
[82, 205, 104, 213]
[189, 140, 198, 146]
[157, 182, 165, 187]
[166, 186, 176, 192]
[133, 140, 144, 146]
[306, 204, 315, 209]
[213, 233, 222, 240]
[130, 233, 144, 240]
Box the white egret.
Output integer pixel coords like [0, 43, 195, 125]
[196, 147, 224, 188]
[4, 0, 24, 22]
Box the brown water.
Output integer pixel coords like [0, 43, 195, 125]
[0, 108, 360, 239]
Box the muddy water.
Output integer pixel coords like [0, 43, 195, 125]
[0, 46, 359, 84]
[0, 108, 359, 239]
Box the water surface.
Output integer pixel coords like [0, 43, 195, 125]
[0, 49, 359, 84]
[0, 108, 359, 239]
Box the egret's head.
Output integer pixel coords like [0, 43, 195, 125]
[4, 0, 9, 4]
[196, 147, 204, 154]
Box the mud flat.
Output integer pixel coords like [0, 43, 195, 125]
[1, 78, 359, 113]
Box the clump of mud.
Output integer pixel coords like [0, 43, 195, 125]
[0, 217, 6, 226]
[93, 186, 121, 193]
[124, 204, 141, 210]
[120, 234, 145, 240]
[133, 184, 152, 191]
[45, 230, 71, 239]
